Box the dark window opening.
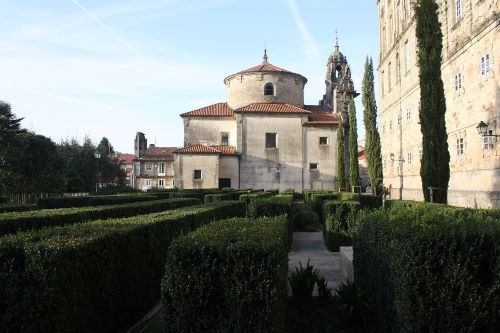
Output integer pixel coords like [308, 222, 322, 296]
[264, 83, 274, 96]
[309, 163, 318, 170]
[319, 137, 328, 145]
[266, 133, 277, 148]
[221, 133, 229, 146]
[193, 170, 202, 180]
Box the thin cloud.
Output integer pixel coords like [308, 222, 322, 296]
[286, 0, 322, 59]
[70, 0, 143, 57]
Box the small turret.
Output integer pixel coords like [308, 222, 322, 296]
[134, 132, 147, 158]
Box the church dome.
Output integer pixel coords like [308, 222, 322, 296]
[224, 50, 307, 109]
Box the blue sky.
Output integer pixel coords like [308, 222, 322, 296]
[0, 0, 379, 153]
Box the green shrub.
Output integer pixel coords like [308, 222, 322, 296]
[289, 204, 321, 232]
[37, 194, 159, 209]
[323, 200, 362, 251]
[0, 203, 38, 214]
[354, 207, 500, 332]
[0, 198, 200, 237]
[161, 216, 289, 333]
[239, 192, 273, 215]
[0, 201, 245, 332]
[248, 195, 293, 218]
[204, 193, 233, 203]
[309, 193, 339, 217]
[339, 192, 382, 209]
[0, 197, 7, 204]
[96, 185, 140, 195]
[265, 189, 279, 195]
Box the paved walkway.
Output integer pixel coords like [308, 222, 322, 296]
[288, 232, 345, 292]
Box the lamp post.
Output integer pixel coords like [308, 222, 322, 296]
[389, 153, 405, 200]
[94, 150, 101, 194]
[476, 121, 500, 137]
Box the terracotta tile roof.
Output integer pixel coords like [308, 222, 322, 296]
[173, 144, 238, 155]
[302, 105, 339, 125]
[117, 153, 135, 164]
[210, 145, 238, 155]
[141, 146, 177, 161]
[180, 103, 234, 117]
[234, 103, 311, 114]
[358, 149, 366, 159]
[237, 63, 292, 74]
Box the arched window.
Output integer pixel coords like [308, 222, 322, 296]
[264, 83, 274, 96]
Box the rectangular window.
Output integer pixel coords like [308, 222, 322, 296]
[193, 169, 202, 180]
[265, 133, 277, 148]
[158, 179, 165, 188]
[221, 133, 229, 146]
[456, 0, 462, 22]
[454, 73, 462, 90]
[158, 162, 165, 174]
[484, 130, 494, 150]
[407, 152, 412, 164]
[309, 163, 318, 170]
[145, 163, 152, 171]
[388, 62, 392, 91]
[397, 114, 401, 126]
[389, 120, 393, 131]
[481, 54, 491, 76]
[172, 179, 175, 186]
[145, 179, 151, 187]
[456, 138, 464, 156]
[419, 149, 423, 161]
[406, 106, 411, 120]
[319, 137, 329, 145]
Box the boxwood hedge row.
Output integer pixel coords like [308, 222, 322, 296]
[0, 198, 200, 237]
[0, 203, 38, 214]
[204, 193, 233, 203]
[161, 216, 290, 333]
[322, 200, 361, 251]
[248, 195, 294, 218]
[37, 194, 159, 209]
[0, 201, 245, 332]
[354, 205, 500, 332]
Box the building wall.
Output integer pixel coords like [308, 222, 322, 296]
[183, 117, 237, 147]
[237, 114, 305, 192]
[377, 0, 499, 207]
[303, 126, 338, 190]
[225, 72, 306, 109]
[175, 154, 219, 189]
[133, 160, 175, 190]
[219, 156, 240, 189]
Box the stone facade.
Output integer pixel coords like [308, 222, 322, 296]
[174, 49, 355, 191]
[376, 0, 499, 208]
[132, 132, 177, 191]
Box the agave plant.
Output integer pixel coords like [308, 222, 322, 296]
[288, 259, 319, 302]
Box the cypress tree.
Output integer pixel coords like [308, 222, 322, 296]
[337, 122, 346, 191]
[348, 97, 360, 188]
[415, 0, 450, 203]
[362, 57, 383, 195]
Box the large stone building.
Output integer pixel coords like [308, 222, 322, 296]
[174, 47, 358, 191]
[376, 0, 499, 207]
[132, 132, 177, 191]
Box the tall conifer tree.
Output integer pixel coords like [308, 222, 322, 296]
[362, 57, 383, 195]
[337, 122, 346, 191]
[348, 98, 360, 188]
[415, 0, 450, 203]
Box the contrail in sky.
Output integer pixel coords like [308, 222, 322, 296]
[286, 0, 321, 59]
[70, 0, 143, 57]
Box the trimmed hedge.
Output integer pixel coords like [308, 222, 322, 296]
[162, 216, 290, 333]
[0, 198, 200, 237]
[354, 206, 500, 332]
[37, 194, 159, 209]
[323, 200, 362, 251]
[0, 197, 7, 203]
[248, 195, 294, 218]
[0, 203, 38, 214]
[0, 201, 246, 332]
[338, 192, 383, 209]
[309, 193, 339, 217]
[303, 190, 334, 204]
[204, 193, 233, 203]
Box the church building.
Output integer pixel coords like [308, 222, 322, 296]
[173, 43, 357, 191]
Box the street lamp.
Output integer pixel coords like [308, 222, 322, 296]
[476, 121, 500, 137]
[94, 150, 101, 193]
[389, 153, 405, 200]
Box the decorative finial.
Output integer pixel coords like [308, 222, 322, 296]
[335, 29, 339, 48]
[263, 47, 269, 65]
